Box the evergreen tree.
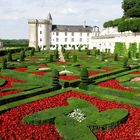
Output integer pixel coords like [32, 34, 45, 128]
[79, 68, 89, 90]
[52, 69, 61, 88]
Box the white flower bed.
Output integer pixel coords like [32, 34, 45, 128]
[68, 108, 86, 123]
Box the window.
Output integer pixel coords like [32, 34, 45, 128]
[80, 38, 82, 42]
[87, 33, 89, 36]
[40, 38, 42, 41]
[72, 38, 74, 42]
[56, 38, 59, 42]
[72, 32, 74, 36]
[80, 32, 82, 36]
[40, 31, 42, 34]
[87, 38, 89, 43]
[39, 24, 42, 28]
[65, 32, 67, 36]
[56, 32, 59, 36]
[65, 38, 67, 42]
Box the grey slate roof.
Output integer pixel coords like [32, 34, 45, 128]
[52, 25, 93, 32]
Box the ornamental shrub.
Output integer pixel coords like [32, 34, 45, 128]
[54, 50, 59, 61]
[114, 53, 118, 61]
[30, 48, 35, 56]
[49, 54, 53, 62]
[129, 43, 137, 58]
[20, 50, 25, 61]
[123, 57, 128, 68]
[73, 55, 77, 63]
[136, 52, 139, 59]
[87, 50, 91, 55]
[2, 58, 7, 69]
[101, 53, 105, 61]
[52, 69, 61, 88]
[114, 42, 127, 56]
[7, 52, 12, 61]
[128, 51, 132, 59]
[79, 68, 89, 90]
[65, 52, 69, 60]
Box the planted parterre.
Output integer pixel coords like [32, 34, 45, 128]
[0, 48, 140, 140]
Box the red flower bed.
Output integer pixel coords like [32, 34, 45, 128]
[101, 68, 112, 72]
[0, 76, 26, 96]
[30, 72, 47, 76]
[132, 71, 140, 75]
[59, 75, 80, 81]
[88, 71, 100, 76]
[0, 91, 140, 140]
[13, 68, 28, 72]
[98, 79, 133, 92]
[56, 62, 68, 65]
[39, 64, 49, 67]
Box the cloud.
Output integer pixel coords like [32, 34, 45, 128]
[0, 0, 123, 39]
[59, 8, 78, 15]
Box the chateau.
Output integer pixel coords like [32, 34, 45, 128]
[28, 13, 100, 50]
[28, 13, 140, 53]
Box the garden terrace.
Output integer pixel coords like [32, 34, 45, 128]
[0, 49, 140, 140]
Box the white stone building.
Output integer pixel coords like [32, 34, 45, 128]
[28, 13, 100, 50]
[92, 27, 140, 53]
[28, 13, 140, 53]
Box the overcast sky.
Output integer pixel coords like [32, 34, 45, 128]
[0, 0, 123, 39]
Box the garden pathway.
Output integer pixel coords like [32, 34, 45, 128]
[58, 49, 65, 62]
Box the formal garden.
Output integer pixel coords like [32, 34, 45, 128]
[0, 43, 140, 140]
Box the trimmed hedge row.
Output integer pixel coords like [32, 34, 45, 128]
[0, 88, 72, 114]
[23, 98, 128, 140]
[88, 85, 140, 102]
[0, 47, 33, 56]
[60, 67, 139, 88]
[0, 86, 61, 106]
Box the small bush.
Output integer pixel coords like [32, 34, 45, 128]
[73, 55, 77, 63]
[7, 52, 12, 61]
[2, 58, 7, 69]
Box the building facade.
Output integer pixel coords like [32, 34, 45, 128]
[92, 27, 140, 53]
[28, 13, 100, 50]
[28, 13, 140, 53]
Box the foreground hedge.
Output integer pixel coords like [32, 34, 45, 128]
[0, 78, 6, 86]
[23, 98, 128, 140]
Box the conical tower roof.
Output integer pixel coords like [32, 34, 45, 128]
[47, 13, 52, 20]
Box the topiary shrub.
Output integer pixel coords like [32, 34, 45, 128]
[20, 50, 25, 61]
[79, 67, 89, 90]
[73, 55, 77, 63]
[128, 51, 131, 59]
[114, 53, 118, 61]
[54, 50, 59, 61]
[2, 58, 7, 69]
[52, 69, 61, 88]
[7, 52, 12, 61]
[30, 48, 35, 56]
[49, 54, 54, 62]
[87, 50, 91, 55]
[123, 57, 128, 68]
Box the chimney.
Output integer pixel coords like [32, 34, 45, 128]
[83, 20, 86, 28]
